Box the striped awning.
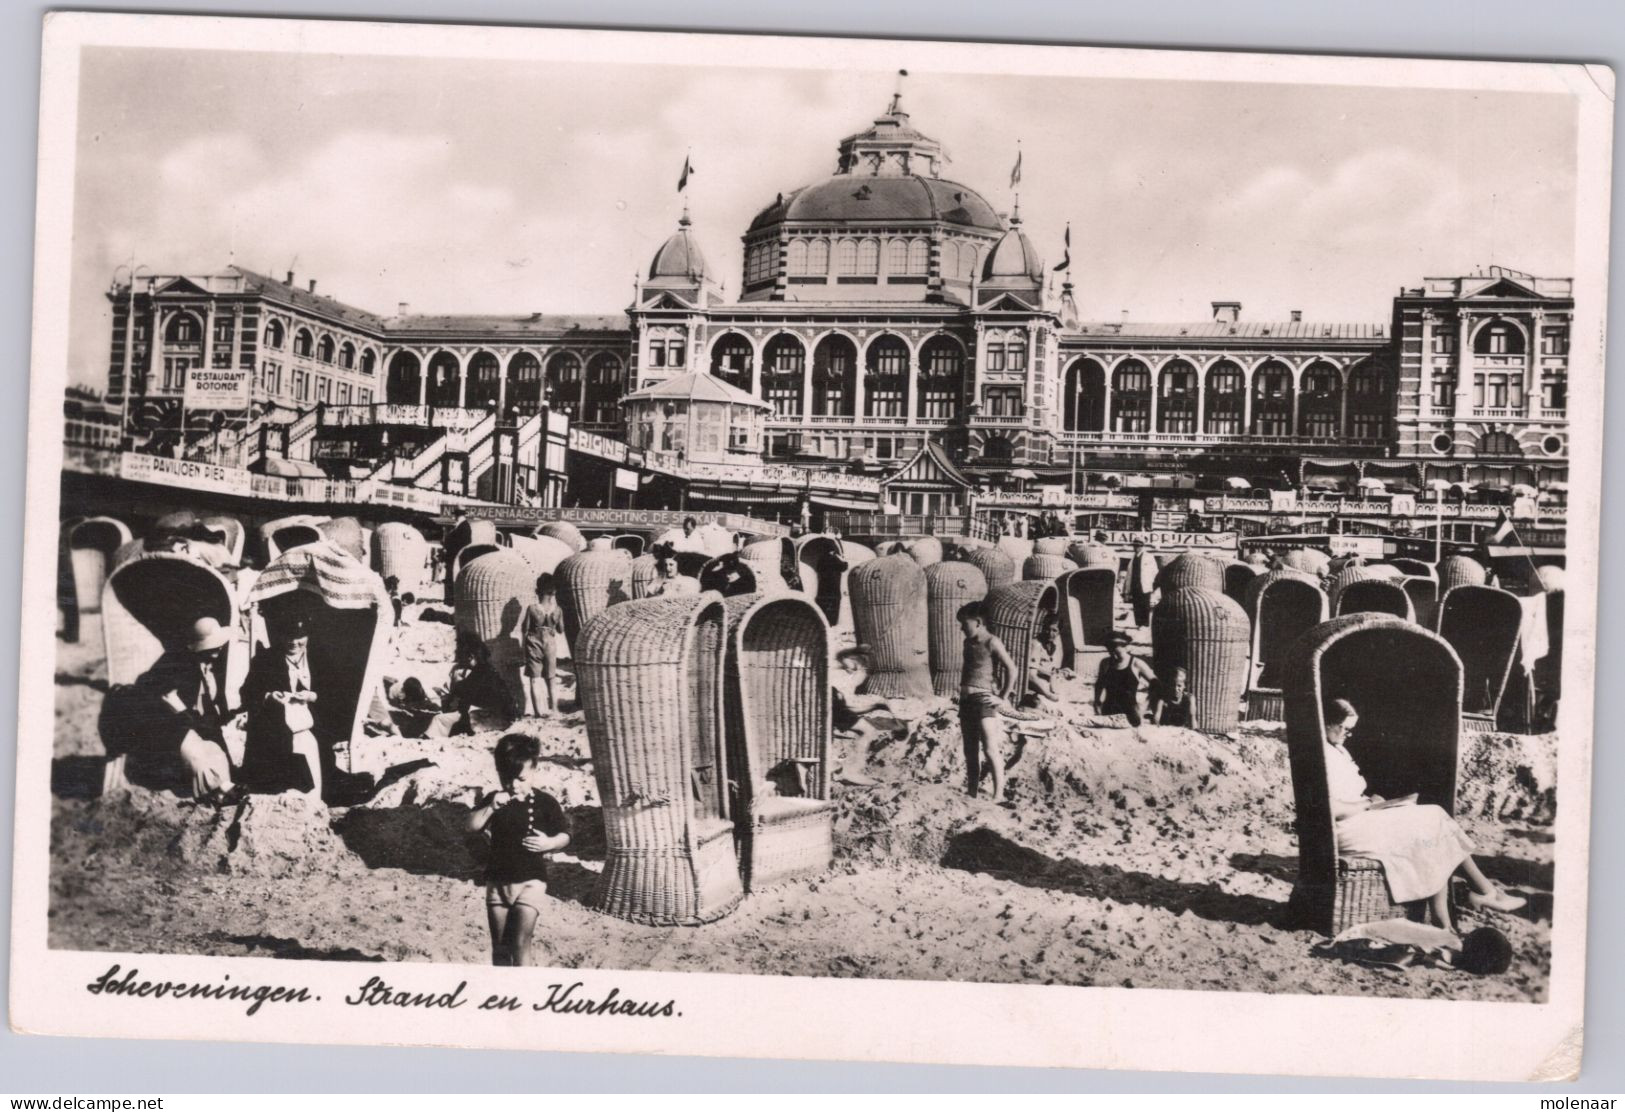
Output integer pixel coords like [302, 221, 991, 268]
[249, 539, 390, 611]
[810, 492, 882, 511]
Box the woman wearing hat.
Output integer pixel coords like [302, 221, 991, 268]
[240, 614, 323, 797]
[1093, 630, 1157, 726]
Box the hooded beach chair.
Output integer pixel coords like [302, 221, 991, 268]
[721, 593, 834, 890]
[372, 521, 433, 599]
[1438, 554, 1488, 597]
[258, 514, 330, 564]
[848, 553, 933, 699]
[66, 516, 132, 618]
[1400, 575, 1440, 630]
[1334, 578, 1415, 621]
[1056, 567, 1116, 672]
[1222, 561, 1261, 606]
[1022, 552, 1076, 582]
[962, 544, 1017, 591]
[443, 517, 500, 602]
[1155, 552, 1225, 593]
[1436, 584, 1524, 732]
[576, 592, 743, 925]
[248, 540, 393, 774]
[985, 579, 1059, 702]
[1151, 587, 1250, 733]
[200, 515, 245, 566]
[925, 561, 989, 698]
[453, 548, 537, 716]
[507, 532, 573, 578]
[557, 547, 633, 648]
[1244, 574, 1329, 721]
[794, 534, 847, 626]
[536, 519, 586, 553]
[1282, 614, 1463, 934]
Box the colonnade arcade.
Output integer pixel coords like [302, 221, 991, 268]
[1061, 353, 1391, 441]
[705, 328, 971, 424]
[382, 347, 627, 423]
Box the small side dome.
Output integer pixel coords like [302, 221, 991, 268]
[649, 217, 709, 281]
[982, 220, 1044, 282]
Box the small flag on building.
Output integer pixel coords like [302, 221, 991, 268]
[678, 154, 693, 193]
[1487, 507, 1545, 591]
[1010, 149, 1023, 189]
[1053, 223, 1071, 272]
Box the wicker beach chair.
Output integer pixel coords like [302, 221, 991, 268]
[985, 580, 1059, 701]
[906, 536, 944, 568]
[100, 553, 242, 794]
[67, 516, 132, 617]
[1022, 552, 1076, 582]
[794, 535, 847, 625]
[1282, 614, 1462, 934]
[507, 532, 573, 578]
[200, 515, 245, 566]
[1222, 561, 1261, 606]
[925, 561, 990, 697]
[629, 554, 660, 599]
[536, 520, 586, 553]
[1438, 554, 1488, 597]
[1151, 587, 1250, 733]
[1033, 537, 1069, 557]
[320, 516, 371, 563]
[848, 553, 934, 699]
[962, 544, 1017, 591]
[1334, 578, 1415, 621]
[371, 522, 432, 599]
[1155, 553, 1225, 593]
[259, 514, 330, 563]
[558, 548, 633, 647]
[1325, 564, 1379, 613]
[1280, 548, 1332, 577]
[453, 549, 536, 714]
[576, 593, 743, 925]
[613, 534, 646, 558]
[1244, 575, 1328, 720]
[1056, 567, 1116, 672]
[450, 543, 502, 587]
[742, 537, 796, 593]
[249, 541, 394, 774]
[1436, 584, 1524, 731]
[1400, 576, 1440, 630]
[1242, 567, 1316, 619]
[1067, 542, 1120, 571]
[996, 535, 1034, 564]
[720, 593, 834, 890]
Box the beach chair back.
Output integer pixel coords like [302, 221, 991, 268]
[1400, 576, 1439, 628]
[1335, 578, 1414, 621]
[925, 562, 989, 698]
[1247, 574, 1329, 705]
[794, 535, 847, 625]
[849, 553, 933, 699]
[1222, 561, 1260, 606]
[1056, 567, 1116, 671]
[558, 548, 633, 647]
[453, 549, 536, 712]
[1438, 554, 1488, 596]
[1152, 586, 1250, 733]
[1437, 584, 1524, 724]
[67, 516, 132, 615]
[372, 522, 432, 598]
[1155, 552, 1224, 593]
[963, 544, 1017, 591]
[200, 515, 245, 565]
[985, 580, 1059, 701]
[535, 520, 586, 553]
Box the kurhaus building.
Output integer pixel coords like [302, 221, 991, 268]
[102, 95, 1573, 495]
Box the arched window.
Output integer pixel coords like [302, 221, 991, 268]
[316, 335, 335, 363]
[812, 335, 856, 417]
[710, 333, 754, 392]
[981, 436, 1014, 462]
[857, 238, 880, 275]
[1111, 360, 1151, 433]
[385, 351, 421, 404]
[787, 239, 809, 276]
[1251, 362, 1293, 436]
[917, 336, 964, 422]
[426, 352, 461, 407]
[164, 313, 202, 344]
[1478, 431, 1522, 456]
[1474, 321, 1527, 356]
[583, 353, 625, 424]
[359, 349, 376, 376]
[1157, 361, 1198, 434]
[508, 352, 543, 416]
[885, 238, 908, 275]
[545, 352, 581, 415]
[744, 241, 775, 285]
[293, 329, 313, 357]
[1346, 361, 1388, 439]
[908, 238, 930, 275]
[1064, 358, 1106, 432]
[263, 319, 285, 349]
[807, 238, 829, 275]
[864, 335, 908, 418]
[467, 351, 502, 409]
[338, 342, 356, 369]
[762, 335, 806, 418]
[1298, 362, 1341, 438]
[1204, 360, 1244, 435]
[835, 239, 858, 276]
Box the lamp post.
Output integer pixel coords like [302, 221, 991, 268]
[111, 262, 153, 448]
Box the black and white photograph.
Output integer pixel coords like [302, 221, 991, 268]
[10, 11, 1611, 1081]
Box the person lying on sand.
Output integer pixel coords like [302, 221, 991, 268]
[1324, 698, 1525, 929]
[466, 733, 571, 967]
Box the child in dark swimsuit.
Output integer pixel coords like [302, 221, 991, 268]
[1150, 665, 1194, 727]
[1094, 630, 1158, 726]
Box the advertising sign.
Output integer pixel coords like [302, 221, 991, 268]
[182, 368, 251, 410]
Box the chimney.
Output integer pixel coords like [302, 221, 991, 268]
[398, 302, 410, 316]
[308, 279, 318, 294]
[286, 270, 295, 285]
[1290, 309, 1302, 323]
[1211, 301, 1241, 324]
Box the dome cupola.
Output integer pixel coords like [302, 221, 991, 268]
[649, 214, 709, 282]
[981, 216, 1045, 282]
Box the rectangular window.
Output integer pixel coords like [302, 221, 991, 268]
[337, 382, 351, 406]
[1542, 329, 1569, 356]
[1007, 345, 1027, 373]
[986, 347, 1005, 372]
[1432, 331, 1455, 354]
[669, 341, 685, 368]
[984, 387, 1024, 417]
[1205, 407, 1241, 435]
[1473, 375, 1485, 409]
[1431, 378, 1454, 409]
[1488, 329, 1509, 355]
[316, 377, 330, 404]
[1488, 376, 1508, 408]
[1543, 376, 1567, 410]
[866, 388, 905, 418]
[355, 388, 371, 405]
[919, 389, 957, 422]
[1302, 411, 1337, 438]
[1350, 413, 1387, 439]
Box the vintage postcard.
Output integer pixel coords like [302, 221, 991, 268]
[10, 11, 1611, 1081]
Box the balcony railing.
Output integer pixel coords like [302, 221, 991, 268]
[1057, 430, 1388, 450]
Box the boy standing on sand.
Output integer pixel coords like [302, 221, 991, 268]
[465, 733, 571, 967]
[520, 574, 564, 715]
[956, 601, 1018, 803]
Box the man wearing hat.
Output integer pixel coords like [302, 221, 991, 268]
[1124, 539, 1158, 627]
[240, 613, 323, 797]
[102, 615, 237, 801]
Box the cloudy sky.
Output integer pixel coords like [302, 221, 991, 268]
[64, 45, 1578, 387]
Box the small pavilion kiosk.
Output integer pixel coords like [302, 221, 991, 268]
[622, 370, 770, 464]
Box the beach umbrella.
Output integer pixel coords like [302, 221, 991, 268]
[1424, 479, 1452, 493]
[1510, 483, 1539, 499]
[1545, 480, 1569, 493]
[1355, 477, 1387, 493]
[1223, 476, 1251, 491]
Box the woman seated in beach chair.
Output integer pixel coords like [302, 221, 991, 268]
[239, 614, 323, 798]
[1322, 698, 1525, 928]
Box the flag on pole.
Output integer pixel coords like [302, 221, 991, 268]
[1487, 507, 1545, 591]
[1053, 224, 1071, 272]
[678, 154, 693, 193]
[1010, 149, 1023, 189]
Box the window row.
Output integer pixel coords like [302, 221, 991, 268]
[260, 319, 378, 372]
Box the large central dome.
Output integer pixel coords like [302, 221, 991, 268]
[737, 99, 1010, 304]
